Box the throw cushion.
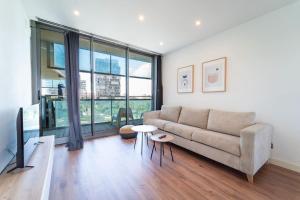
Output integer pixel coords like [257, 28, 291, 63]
[119, 125, 137, 139]
[207, 109, 255, 136]
[164, 122, 199, 140]
[178, 107, 210, 129]
[159, 105, 182, 123]
[119, 125, 135, 134]
[144, 118, 171, 130]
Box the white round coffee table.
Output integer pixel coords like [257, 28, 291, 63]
[150, 133, 174, 167]
[131, 125, 158, 156]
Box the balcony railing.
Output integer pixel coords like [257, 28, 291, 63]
[41, 96, 152, 138]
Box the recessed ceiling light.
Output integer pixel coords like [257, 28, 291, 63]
[159, 42, 164, 46]
[195, 20, 201, 26]
[73, 10, 80, 16]
[138, 15, 145, 22]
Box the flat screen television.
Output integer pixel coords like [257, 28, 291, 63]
[13, 104, 40, 171]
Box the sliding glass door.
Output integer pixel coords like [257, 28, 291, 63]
[128, 51, 153, 125]
[35, 23, 154, 141]
[93, 41, 127, 134]
[79, 37, 92, 137]
[39, 29, 69, 140]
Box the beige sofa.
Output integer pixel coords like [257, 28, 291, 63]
[143, 105, 273, 183]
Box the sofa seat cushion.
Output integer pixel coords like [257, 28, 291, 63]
[164, 122, 199, 140]
[160, 105, 182, 123]
[192, 129, 241, 156]
[207, 109, 256, 136]
[144, 119, 170, 130]
[178, 107, 210, 129]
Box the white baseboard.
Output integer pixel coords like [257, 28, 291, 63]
[269, 159, 300, 173]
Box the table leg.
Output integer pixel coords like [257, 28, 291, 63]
[147, 132, 149, 147]
[141, 132, 143, 156]
[160, 143, 163, 167]
[163, 144, 165, 156]
[151, 132, 156, 151]
[150, 142, 156, 160]
[133, 136, 137, 150]
[169, 144, 174, 162]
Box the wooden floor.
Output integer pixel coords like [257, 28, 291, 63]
[50, 135, 300, 200]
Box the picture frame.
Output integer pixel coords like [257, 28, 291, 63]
[202, 57, 227, 93]
[177, 65, 194, 93]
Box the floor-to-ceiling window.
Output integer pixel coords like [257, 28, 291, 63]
[40, 29, 69, 139]
[79, 37, 92, 136]
[34, 22, 155, 141]
[93, 41, 127, 134]
[128, 51, 153, 125]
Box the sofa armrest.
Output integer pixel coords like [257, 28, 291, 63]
[143, 110, 161, 123]
[240, 123, 273, 175]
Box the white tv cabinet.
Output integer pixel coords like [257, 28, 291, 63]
[0, 135, 55, 200]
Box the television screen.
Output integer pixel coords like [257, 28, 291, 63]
[23, 104, 40, 144]
[2, 104, 40, 173]
[22, 104, 40, 166]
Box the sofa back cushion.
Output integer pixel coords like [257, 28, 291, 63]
[160, 105, 182, 122]
[178, 107, 210, 129]
[207, 109, 255, 136]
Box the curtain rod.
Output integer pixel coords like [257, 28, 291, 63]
[35, 17, 161, 56]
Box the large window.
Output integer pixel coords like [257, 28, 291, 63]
[129, 52, 153, 124]
[37, 24, 154, 139]
[40, 29, 69, 138]
[79, 37, 92, 136]
[93, 41, 127, 133]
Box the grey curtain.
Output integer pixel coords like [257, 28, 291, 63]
[156, 56, 163, 110]
[64, 31, 83, 151]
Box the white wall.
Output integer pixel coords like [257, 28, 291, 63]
[163, 1, 300, 171]
[0, 0, 31, 172]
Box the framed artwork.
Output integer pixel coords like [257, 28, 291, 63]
[177, 65, 194, 93]
[202, 57, 227, 93]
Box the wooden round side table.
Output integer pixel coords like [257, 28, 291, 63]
[150, 133, 174, 167]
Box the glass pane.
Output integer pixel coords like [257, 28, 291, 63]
[94, 74, 126, 98]
[80, 72, 91, 100]
[40, 29, 68, 138]
[129, 99, 152, 125]
[94, 100, 111, 123]
[129, 52, 152, 78]
[93, 74, 126, 132]
[93, 99, 129, 127]
[111, 55, 125, 75]
[79, 38, 91, 71]
[112, 100, 126, 120]
[41, 77, 66, 96]
[129, 78, 152, 97]
[79, 38, 92, 136]
[94, 52, 110, 73]
[79, 73, 91, 123]
[53, 43, 65, 69]
[54, 100, 68, 127]
[80, 100, 91, 124]
[93, 42, 126, 75]
[111, 100, 127, 128]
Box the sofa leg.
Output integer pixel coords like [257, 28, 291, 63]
[246, 174, 254, 184]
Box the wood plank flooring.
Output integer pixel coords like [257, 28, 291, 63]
[50, 135, 300, 200]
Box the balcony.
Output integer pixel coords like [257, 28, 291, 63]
[41, 96, 152, 138]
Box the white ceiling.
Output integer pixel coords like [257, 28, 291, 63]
[22, 0, 296, 54]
